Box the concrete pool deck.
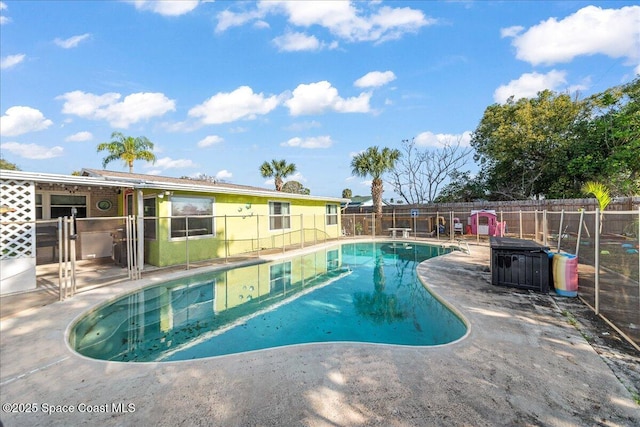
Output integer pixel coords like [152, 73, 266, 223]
[1, 243, 638, 426]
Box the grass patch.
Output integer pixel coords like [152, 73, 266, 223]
[561, 310, 577, 327]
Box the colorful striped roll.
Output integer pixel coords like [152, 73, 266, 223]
[552, 253, 578, 297]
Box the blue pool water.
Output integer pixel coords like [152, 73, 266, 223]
[70, 242, 467, 362]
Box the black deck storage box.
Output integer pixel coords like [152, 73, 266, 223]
[490, 237, 551, 293]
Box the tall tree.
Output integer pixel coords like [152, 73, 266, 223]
[259, 159, 297, 191]
[390, 137, 472, 204]
[350, 146, 401, 218]
[471, 90, 582, 199]
[342, 188, 353, 199]
[567, 78, 640, 196]
[97, 131, 156, 173]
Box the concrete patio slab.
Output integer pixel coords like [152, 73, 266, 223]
[1, 244, 638, 426]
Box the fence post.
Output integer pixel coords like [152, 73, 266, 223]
[300, 214, 304, 249]
[534, 210, 539, 242]
[372, 213, 376, 237]
[69, 217, 77, 297]
[58, 217, 63, 301]
[323, 213, 327, 243]
[543, 210, 548, 246]
[450, 211, 454, 240]
[557, 209, 565, 252]
[519, 210, 523, 239]
[256, 215, 260, 257]
[575, 209, 584, 257]
[224, 215, 228, 263]
[594, 207, 600, 315]
[185, 216, 190, 270]
[352, 214, 355, 237]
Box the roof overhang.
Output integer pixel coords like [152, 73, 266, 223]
[130, 180, 347, 203]
[0, 170, 134, 188]
[2, 169, 348, 203]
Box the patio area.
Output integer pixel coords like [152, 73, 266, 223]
[1, 243, 638, 426]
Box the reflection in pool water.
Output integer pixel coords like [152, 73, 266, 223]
[71, 242, 466, 362]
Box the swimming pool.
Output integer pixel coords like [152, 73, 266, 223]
[70, 242, 467, 362]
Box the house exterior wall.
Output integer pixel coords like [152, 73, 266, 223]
[143, 191, 342, 267]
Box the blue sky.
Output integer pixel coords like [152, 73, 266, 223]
[1, 1, 639, 199]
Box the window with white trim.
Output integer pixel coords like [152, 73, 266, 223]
[170, 196, 214, 239]
[326, 204, 338, 225]
[143, 196, 157, 240]
[35, 192, 88, 219]
[269, 201, 290, 230]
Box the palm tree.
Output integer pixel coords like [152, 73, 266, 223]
[97, 132, 156, 173]
[259, 159, 297, 191]
[350, 146, 401, 218]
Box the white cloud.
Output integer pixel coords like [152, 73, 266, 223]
[504, 5, 640, 66]
[262, 1, 433, 43]
[218, 1, 432, 44]
[354, 70, 396, 88]
[285, 81, 371, 115]
[197, 135, 224, 147]
[1, 53, 25, 69]
[414, 131, 472, 148]
[272, 31, 336, 52]
[281, 135, 333, 149]
[0, 106, 53, 136]
[150, 157, 197, 170]
[216, 8, 265, 33]
[54, 33, 91, 49]
[189, 86, 280, 125]
[1, 142, 63, 159]
[1, 1, 10, 25]
[215, 169, 232, 180]
[57, 90, 176, 128]
[130, 0, 200, 16]
[65, 131, 93, 142]
[500, 26, 524, 38]
[493, 70, 567, 103]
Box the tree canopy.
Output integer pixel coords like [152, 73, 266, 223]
[464, 78, 640, 200]
[282, 180, 310, 195]
[351, 146, 400, 217]
[0, 158, 20, 171]
[259, 159, 297, 191]
[97, 132, 156, 173]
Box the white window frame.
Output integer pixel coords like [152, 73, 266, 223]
[326, 204, 338, 226]
[268, 201, 291, 231]
[143, 195, 157, 241]
[35, 191, 90, 219]
[169, 195, 215, 240]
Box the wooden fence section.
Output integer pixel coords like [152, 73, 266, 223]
[345, 196, 640, 214]
[343, 197, 640, 239]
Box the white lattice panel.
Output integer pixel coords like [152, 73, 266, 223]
[0, 179, 35, 259]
